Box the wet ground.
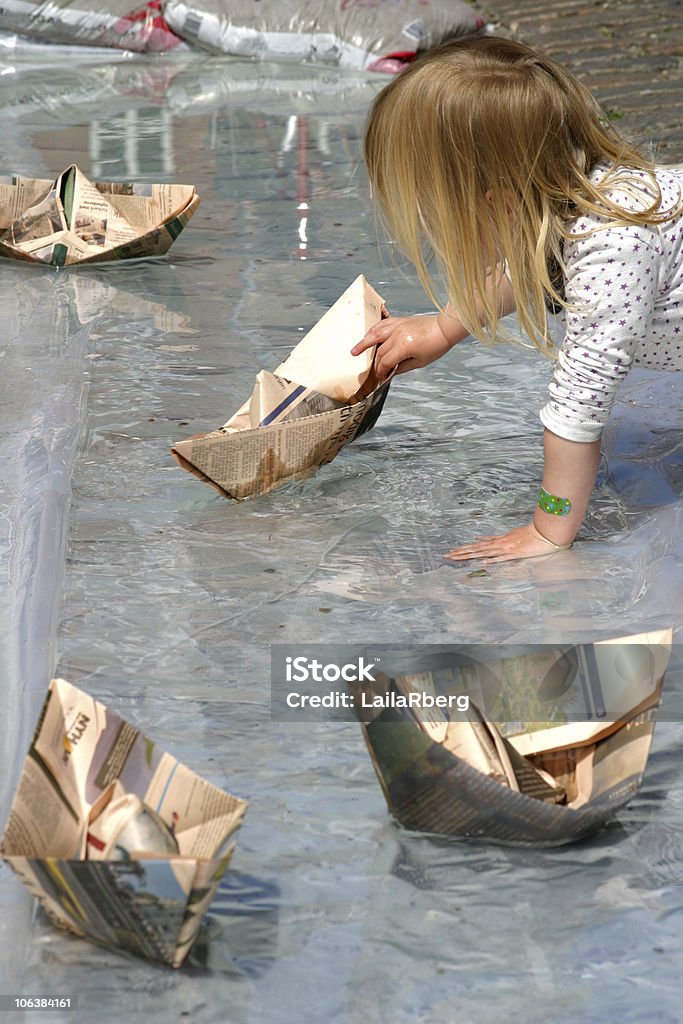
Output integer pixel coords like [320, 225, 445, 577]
[0, 18, 682, 1024]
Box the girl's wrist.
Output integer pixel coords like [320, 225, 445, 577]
[532, 509, 577, 549]
[531, 522, 573, 551]
[436, 310, 467, 349]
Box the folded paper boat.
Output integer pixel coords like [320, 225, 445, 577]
[0, 165, 199, 265]
[352, 631, 672, 846]
[171, 274, 391, 499]
[0, 679, 248, 967]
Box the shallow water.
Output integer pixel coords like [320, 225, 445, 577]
[1, 48, 683, 1023]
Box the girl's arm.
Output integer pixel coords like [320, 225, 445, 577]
[351, 267, 606, 561]
[444, 429, 601, 563]
[351, 270, 516, 378]
[350, 308, 467, 379]
[446, 216, 660, 562]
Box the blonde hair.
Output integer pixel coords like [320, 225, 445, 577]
[364, 36, 680, 352]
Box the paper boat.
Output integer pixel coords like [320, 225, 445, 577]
[352, 631, 672, 846]
[0, 679, 248, 967]
[0, 165, 199, 265]
[172, 274, 391, 499]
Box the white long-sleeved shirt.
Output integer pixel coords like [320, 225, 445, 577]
[539, 164, 683, 442]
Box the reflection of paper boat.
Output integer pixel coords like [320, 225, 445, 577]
[352, 631, 672, 847]
[172, 275, 391, 499]
[0, 679, 248, 967]
[0, 164, 199, 266]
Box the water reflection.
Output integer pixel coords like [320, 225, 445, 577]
[188, 871, 281, 979]
[347, 813, 683, 1024]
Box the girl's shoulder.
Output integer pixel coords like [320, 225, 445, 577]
[653, 163, 683, 206]
[567, 162, 683, 236]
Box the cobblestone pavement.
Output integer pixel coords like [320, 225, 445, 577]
[474, 0, 683, 160]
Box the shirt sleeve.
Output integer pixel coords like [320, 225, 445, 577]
[539, 217, 662, 442]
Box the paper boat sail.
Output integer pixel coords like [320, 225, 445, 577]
[0, 165, 199, 265]
[171, 274, 391, 499]
[0, 679, 248, 967]
[352, 631, 672, 846]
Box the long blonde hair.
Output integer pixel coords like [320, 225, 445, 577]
[364, 36, 680, 352]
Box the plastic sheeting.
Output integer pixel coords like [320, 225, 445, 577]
[1, 46, 683, 1024]
[0, 49, 384, 126]
[0, 0, 484, 66]
[163, 0, 485, 70]
[0, 1, 182, 52]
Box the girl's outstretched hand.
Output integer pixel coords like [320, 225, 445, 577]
[444, 523, 572, 565]
[351, 314, 455, 380]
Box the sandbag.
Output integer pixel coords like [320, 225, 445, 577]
[0, 1, 183, 52]
[163, 0, 486, 71]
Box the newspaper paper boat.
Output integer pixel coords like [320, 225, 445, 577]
[352, 631, 672, 847]
[0, 164, 199, 266]
[171, 275, 391, 499]
[0, 679, 248, 967]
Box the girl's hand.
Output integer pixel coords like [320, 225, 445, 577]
[351, 314, 456, 380]
[444, 523, 572, 565]
[445, 435, 599, 565]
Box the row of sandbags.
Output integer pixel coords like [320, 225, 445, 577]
[0, 0, 485, 68]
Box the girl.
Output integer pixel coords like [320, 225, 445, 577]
[351, 36, 683, 563]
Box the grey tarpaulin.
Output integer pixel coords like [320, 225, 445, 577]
[1, 40, 683, 1023]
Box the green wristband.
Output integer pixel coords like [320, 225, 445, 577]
[538, 486, 571, 517]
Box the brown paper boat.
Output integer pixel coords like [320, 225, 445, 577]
[0, 165, 199, 266]
[171, 274, 391, 499]
[352, 631, 672, 846]
[0, 679, 247, 967]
